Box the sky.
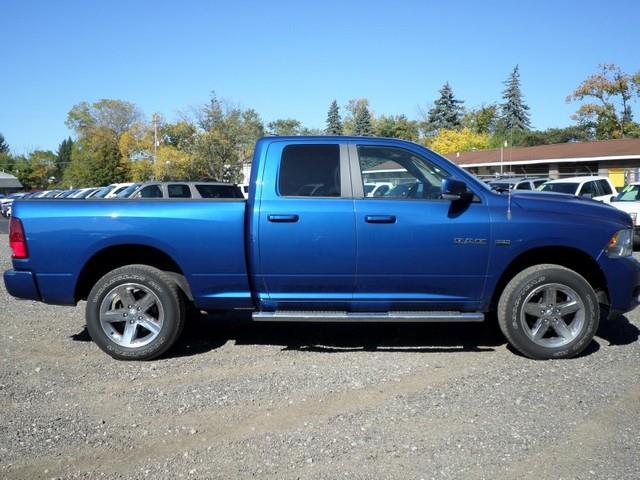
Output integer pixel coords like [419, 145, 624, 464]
[1, 0, 639, 154]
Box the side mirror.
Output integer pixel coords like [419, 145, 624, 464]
[441, 178, 468, 201]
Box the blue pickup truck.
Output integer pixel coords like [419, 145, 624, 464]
[5, 137, 640, 360]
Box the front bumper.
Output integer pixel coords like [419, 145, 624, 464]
[3, 270, 41, 301]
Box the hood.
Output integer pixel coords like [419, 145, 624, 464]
[501, 191, 632, 228]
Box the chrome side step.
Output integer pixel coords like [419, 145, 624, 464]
[252, 311, 484, 323]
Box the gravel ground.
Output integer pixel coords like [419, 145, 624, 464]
[1, 238, 639, 479]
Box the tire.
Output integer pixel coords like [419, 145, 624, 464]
[497, 264, 599, 360]
[86, 264, 185, 360]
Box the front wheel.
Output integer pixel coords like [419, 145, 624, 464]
[498, 264, 599, 360]
[86, 265, 185, 360]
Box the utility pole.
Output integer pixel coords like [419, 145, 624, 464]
[152, 113, 160, 164]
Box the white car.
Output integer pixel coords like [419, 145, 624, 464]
[538, 176, 617, 203]
[104, 182, 134, 198]
[610, 182, 640, 246]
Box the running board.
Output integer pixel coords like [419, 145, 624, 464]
[252, 311, 484, 323]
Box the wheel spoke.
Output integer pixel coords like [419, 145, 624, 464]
[138, 317, 161, 336]
[523, 302, 542, 317]
[557, 300, 580, 316]
[122, 322, 137, 346]
[116, 286, 137, 308]
[137, 292, 156, 313]
[543, 286, 557, 306]
[102, 309, 127, 323]
[552, 319, 573, 340]
[531, 319, 550, 341]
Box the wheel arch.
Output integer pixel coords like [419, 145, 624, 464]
[75, 244, 192, 303]
[490, 246, 608, 310]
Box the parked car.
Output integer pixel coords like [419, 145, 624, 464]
[69, 187, 99, 198]
[125, 182, 244, 199]
[610, 183, 640, 246]
[55, 190, 79, 198]
[104, 182, 135, 198]
[538, 176, 617, 203]
[4, 137, 639, 362]
[239, 183, 250, 199]
[489, 177, 549, 192]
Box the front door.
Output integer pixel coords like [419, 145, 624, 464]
[351, 144, 490, 311]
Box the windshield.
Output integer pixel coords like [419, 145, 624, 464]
[92, 186, 112, 198]
[615, 184, 640, 202]
[539, 182, 579, 194]
[364, 185, 375, 194]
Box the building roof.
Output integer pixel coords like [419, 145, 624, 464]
[0, 171, 22, 189]
[444, 138, 640, 167]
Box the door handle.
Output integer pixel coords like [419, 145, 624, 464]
[365, 215, 396, 224]
[268, 214, 299, 223]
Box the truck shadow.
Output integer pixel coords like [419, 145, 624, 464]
[168, 311, 505, 358]
[70, 312, 638, 360]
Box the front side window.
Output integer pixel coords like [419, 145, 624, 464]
[139, 185, 163, 198]
[278, 145, 341, 197]
[516, 182, 531, 190]
[168, 184, 192, 198]
[357, 145, 450, 200]
[596, 179, 613, 196]
[579, 181, 597, 197]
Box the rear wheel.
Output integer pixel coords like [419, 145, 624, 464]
[86, 265, 185, 360]
[498, 264, 599, 359]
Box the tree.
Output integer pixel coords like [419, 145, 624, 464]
[425, 82, 464, 133]
[0, 133, 9, 154]
[462, 104, 499, 135]
[567, 63, 640, 139]
[426, 128, 490, 154]
[267, 119, 303, 136]
[66, 99, 142, 137]
[374, 115, 419, 141]
[353, 104, 373, 136]
[325, 100, 343, 135]
[55, 137, 73, 179]
[499, 65, 531, 132]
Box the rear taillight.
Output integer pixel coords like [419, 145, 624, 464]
[9, 217, 28, 259]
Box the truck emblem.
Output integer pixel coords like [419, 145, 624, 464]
[454, 238, 488, 245]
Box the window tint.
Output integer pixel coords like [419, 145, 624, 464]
[580, 181, 597, 197]
[533, 180, 547, 188]
[540, 182, 579, 194]
[597, 179, 613, 195]
[168, 184, 192, 198]
[278, 145, 341, 197]
[139, 185, 163, 198]
[196, 184, 244, 198]
[516, 182, 531, 190]
[357, 145, 450, 200]
[616, 184, 640, 201]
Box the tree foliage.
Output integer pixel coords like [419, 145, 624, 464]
[325, 100, 343, 135]
[426, 128, 490, 154]
[267, 119, 303, 136]
[353, 103, 373, 136]
[374, 115, 419, 141]
[566, 63, 640, 139]
[462, 104, 499, 135]
[425, 82, 464, 133]
[499, 65, 531, 132]
[0, 133, 9, 154]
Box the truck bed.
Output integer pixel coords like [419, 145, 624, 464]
[11, 199, 252, 309]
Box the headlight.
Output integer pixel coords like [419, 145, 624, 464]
[606, 229, 633, 258]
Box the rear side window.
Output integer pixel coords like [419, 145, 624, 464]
[579, 181, 597, 197]
[516, 182, 531, 190]
[278, 145, 341, 197]
[196, 184, 244, 198]
[168, 184, 192, 198]
[139, 185, 163, 198]
[596, 179, 613, 195]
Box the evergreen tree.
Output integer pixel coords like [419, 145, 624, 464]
[426, 82, 464, 132]
[325, 100, 343, 135]
[354, 104, 373, 136]
[55, 137, 73, 177]
[0, 133, 9, 154]
[499, 65, 531, 132]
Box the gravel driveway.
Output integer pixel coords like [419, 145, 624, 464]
[1, 238, 639, 479]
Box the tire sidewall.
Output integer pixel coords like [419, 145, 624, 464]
[86, 267, 180, 360]
[503, 267, 599, 359]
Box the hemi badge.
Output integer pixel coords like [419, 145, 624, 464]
[496, 239, 511, 246]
